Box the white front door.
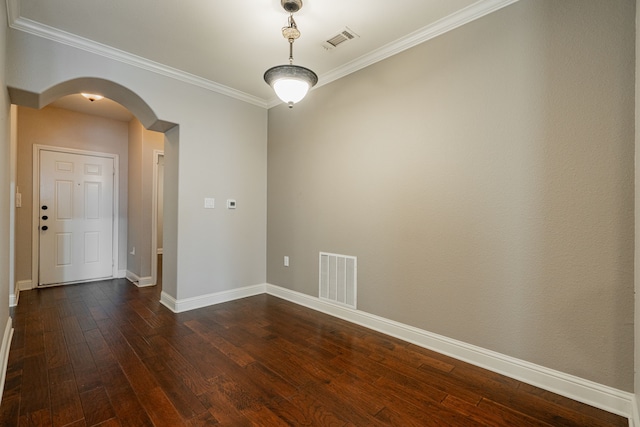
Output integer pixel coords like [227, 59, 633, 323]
[39, 150, 114, 286]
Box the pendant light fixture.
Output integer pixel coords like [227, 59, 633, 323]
[264, 0, 318, 108]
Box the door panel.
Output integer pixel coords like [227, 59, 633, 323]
[39, 150, 114, 286]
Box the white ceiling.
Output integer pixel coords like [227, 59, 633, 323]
[9, 0, 519, 115]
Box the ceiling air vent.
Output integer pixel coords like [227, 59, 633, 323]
[322, 27, 359, 51]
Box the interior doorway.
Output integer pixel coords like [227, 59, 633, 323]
[10, 78, 177, 304]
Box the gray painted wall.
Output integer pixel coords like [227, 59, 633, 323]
[127, 118, 164, 280]
[0, 0, 11, 358]
[7, 26, 268, 302]
[267, 0, 634, 391]
[635, 0, 640, 409]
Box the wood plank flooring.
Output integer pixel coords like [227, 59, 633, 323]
[0, 279, 628, 426]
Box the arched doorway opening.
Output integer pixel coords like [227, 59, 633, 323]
[8, 77, 178, 301]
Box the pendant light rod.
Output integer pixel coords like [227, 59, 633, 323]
[264, 0, 317, 108]
[283, 13, 300, 65]
[289, 40, 294, 64]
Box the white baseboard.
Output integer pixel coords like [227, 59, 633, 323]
[126, 271, 154, 287]
[631, 396, 639, 427]
[265, 284, 634, 421]
[17, 275, 127, 291]
[9, 292, 18, 307]
[159, 291, 177, 312]
[153, 281, 634, 421]
[0, 318, 13, 404]
[125, 270, 138, 284]
[160, 283, 267, 313]
[17, 279, 32, 291]
[137, 276, 154, 287]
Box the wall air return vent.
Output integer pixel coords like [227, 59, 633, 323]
[322, 27, 359, 51]
[319, 252, 357, 309]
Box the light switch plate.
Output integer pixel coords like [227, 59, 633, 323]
[204, 198, 215, 209]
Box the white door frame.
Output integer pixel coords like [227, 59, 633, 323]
[151, 150, 164, 287]
[32, 144, 120, 288]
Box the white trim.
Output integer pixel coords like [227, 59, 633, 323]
[159, 291, 177, 312]
[137, 277, 154, 287]
[125, 270, 138, 283]
[9, 106, 17, 312]
[0, 318, 13, 404]
[117, 269, 126, 279]
[6, 0, 519, 110]
[150, 150, 164, 289]
[160, 284, 267, 313]
[267, 0, 522, 108]
[5, 0, 19, 26]
[154, 281, 635, 419]
[7, 17, 267, 109]
[32, 145, 119, 287]
[125, 270, 153, 287]
[629, 394, 640, 427]
[631, 397, 639, 427]
[17, 279, 32, 291]
[264, 284, 634, 420]
[9, 292, 18, 307]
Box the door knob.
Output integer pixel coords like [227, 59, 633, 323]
[42, 205, 48, 210]
[41, 225, 48, 231]
[42, 215, 48, 221]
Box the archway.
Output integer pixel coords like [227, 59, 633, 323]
[8, 77, 176, 132]
[8, 77, 179, 301]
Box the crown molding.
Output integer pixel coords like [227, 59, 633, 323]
[267, 0, 521, 108]
[7, 15, 269, 108]
[7, 0, 519, 110]
[318, 0, 521, 90]
[5, 0, 18, 26]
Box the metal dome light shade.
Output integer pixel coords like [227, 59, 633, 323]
[264, 0, 318, 108]
[264, 64, 318, 108]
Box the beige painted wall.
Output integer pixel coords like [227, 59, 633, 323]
[635, 0, 639, 409]
[127, 118, 142, 277]
[157, 154, 164, 251]
[127, 118, 163, 280]
[15, 106, 129, 283]
[0, 0, 11, 344]
[267, 0, 634, 391]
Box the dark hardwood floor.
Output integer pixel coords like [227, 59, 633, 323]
[0, 278, 628, 426]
